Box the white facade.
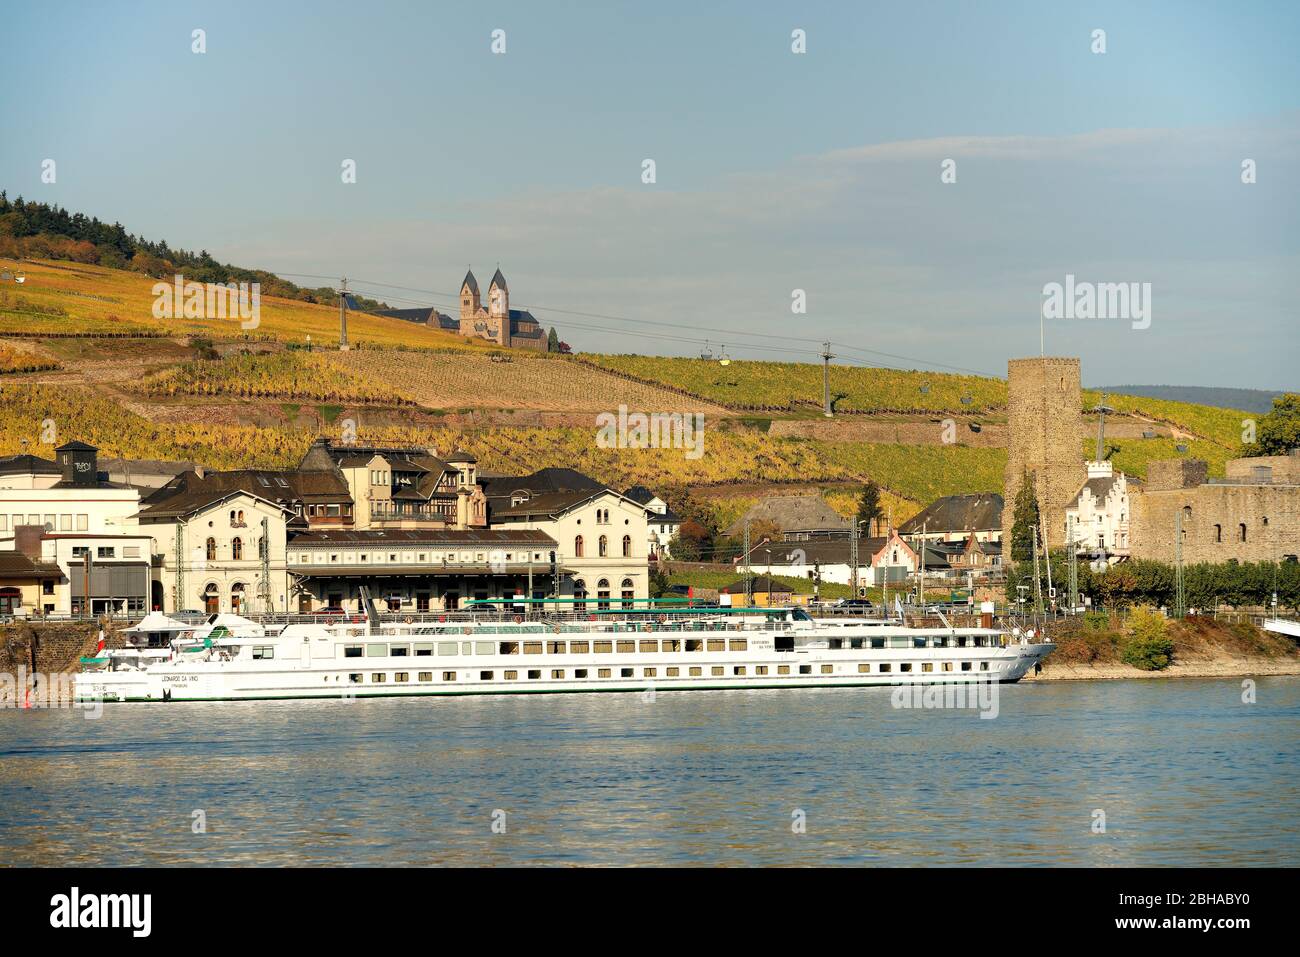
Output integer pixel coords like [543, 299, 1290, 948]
[1064, 461, 1131, 557]
[495, 490, 651, 605]
[138, 492, 293, 615]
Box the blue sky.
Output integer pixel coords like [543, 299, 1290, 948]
[3, 0, 1298, 388]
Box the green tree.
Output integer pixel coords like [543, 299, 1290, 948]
[649, 564, 671, 598]
[1009, 469, 1040, 563]
[856, 481, 882, 535]
[1244, 393, 1300, 456]
[547, 327, 559, 353]
[1121, 605, 1175, 670]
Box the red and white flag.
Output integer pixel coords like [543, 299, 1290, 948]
[96, 629, 106, 655]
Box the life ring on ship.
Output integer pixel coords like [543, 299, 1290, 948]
[658, 614, 668, 624]
[462, 627, 472, 635]
[513, 615, 524, 625]
[403, 617, 413, 625]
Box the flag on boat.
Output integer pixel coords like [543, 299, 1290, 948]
[96, 629, 106, 655]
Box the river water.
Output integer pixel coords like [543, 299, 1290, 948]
[1, 678, 1297, 866]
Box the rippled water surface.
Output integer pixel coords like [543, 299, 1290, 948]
[2, 679, 1297, 866]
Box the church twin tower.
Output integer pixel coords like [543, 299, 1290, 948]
[459, 267, 512, 347]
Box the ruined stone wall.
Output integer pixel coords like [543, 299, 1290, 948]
[1130, 480, 1300, 564]
[1001, 357, 1083, 549]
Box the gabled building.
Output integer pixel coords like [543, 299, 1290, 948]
[297, 438, 487, 529]
[486, 470, 650, 605]
[135, 469, 298, 614]
[898, 493, 1004, 544]
[1064, 460, 1132, 561]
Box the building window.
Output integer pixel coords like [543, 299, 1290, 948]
[622, 535, 632, 557]
[574, 535, 584, 558]
[1214, 524, 1222, 543]
[621, 578, 634, 609]
[597, 579, 610, 610]
[232, 538, 243, 560]
[1239, 523, 1247, 543]
[96, 546, 115, 559]
[205, 537, 217, 561]
[598, 535, 608, 557]
[76, 514, 88, 531]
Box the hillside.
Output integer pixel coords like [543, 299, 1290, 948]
[0, 256, 1264, 551]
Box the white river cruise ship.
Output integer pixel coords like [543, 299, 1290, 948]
[75, 605, 1054, 703]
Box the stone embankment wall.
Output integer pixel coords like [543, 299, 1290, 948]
[0, 621, 126, 704]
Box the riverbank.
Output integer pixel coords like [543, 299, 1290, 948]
[1028, 613, 1298, 681]
[1026, 658, 1300, 681]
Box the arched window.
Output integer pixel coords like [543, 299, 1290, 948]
[232, 537, 243, 560]
[202, 582, 219, 614]
[573, 580, 587, 613]
[622, 535, 632, 557]
[1213, 524, 1222, 543]
[231, 582, 245, 613]
[599, 535, 608, 557]
[597, 578, 611, 611]
[205, 537, 217, 561]
[574, 535, 584, 558]
[1239, 523, 1247, 543]
[621, 577, 634, 610]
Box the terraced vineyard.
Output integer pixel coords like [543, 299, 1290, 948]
[339, 350, 731, 414]
[143, 352, 417, 405]
[0, 343, 60, 373]
[581, 354, 1007, 414]
[1081, 388, 1248, 448]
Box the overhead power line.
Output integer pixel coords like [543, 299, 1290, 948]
[269, 269, 999, 377]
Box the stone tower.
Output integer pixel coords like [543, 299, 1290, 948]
[487, 267, 511, 347]
[459, 269, 481, 337]
[1002, 357, 1083, 551]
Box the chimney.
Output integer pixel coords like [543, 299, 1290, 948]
[14, 524, 44, 558]
[55, 441, 98, 487]
[194, 465, 206, 480]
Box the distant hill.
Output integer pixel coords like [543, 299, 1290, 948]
[1094, 385, 1288, 415]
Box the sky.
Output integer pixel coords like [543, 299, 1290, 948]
[3, 0, 1298, 389]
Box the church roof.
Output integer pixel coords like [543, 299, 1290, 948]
[461, 270, 479, 295]
[489, 268, 508, 292]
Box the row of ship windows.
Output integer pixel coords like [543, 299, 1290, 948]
[339, 638, 753, 658]
[342, 660, 997, 683]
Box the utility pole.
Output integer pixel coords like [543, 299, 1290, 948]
[849, 520, 860, 599]
[1031, 523, 1043, 617]
[338, 277, 350, 351]
[1040, 522, 1055, 614]
[821, 341, 835, 417]
[1067, 515, 1079, 614]
[1091, 392, 1114, 461]
[917, 521, 927, 609]
[174, 521, 184, 614]
[742, 519, 752, 607]
[258, 515, 271, 614]
[1175, 509, 1186, 619]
